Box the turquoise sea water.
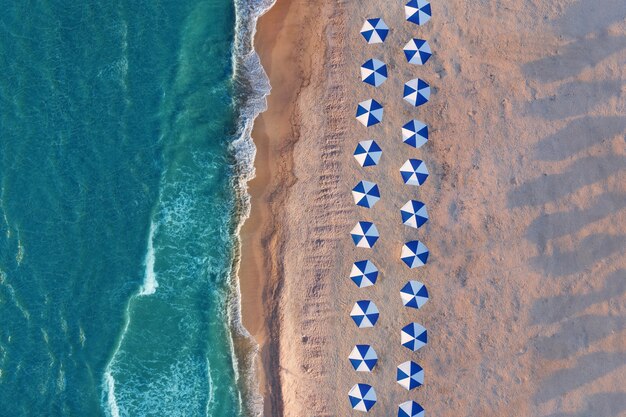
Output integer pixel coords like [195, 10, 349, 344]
[0, 1, 268, 415]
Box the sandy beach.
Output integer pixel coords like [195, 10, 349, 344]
[241, 0, 626, 416]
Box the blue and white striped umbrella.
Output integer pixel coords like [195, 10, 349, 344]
[398, 400, 425, 417]
[403, 39, 432, 65]
[401, 240, 429, 268]
[400, 200, 429, 228]
[356, 99, 384, 127]
[361, 59, 388, 87]
[396, 361, 424, 390]
[400, 281, 429, 309]
[349, 344, 378, 372]
[401, 322, 428, 352]
[351, 221, 379, 248]
[403, 78, 430, 107]
[353, 180, 380, 209]
[350, 300, 380, 328]
[400, 159, 429, 186]
[405, 0, 432, 25]
[402, 120, 428, 149]
[354, 140, 382, 167]
[350, 260, 379, 288]
[360, 18, 389, 44]
[349, 383, 377, 412]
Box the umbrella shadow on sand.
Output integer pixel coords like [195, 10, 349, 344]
[507, 0, 626, 414]
[530, 269, 626, 326]
[543, 389, 626, 417]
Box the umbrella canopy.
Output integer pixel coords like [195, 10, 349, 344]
[400, 280, 429, 309]
[405, 0, 432, 25]
[401, 240, 429, 268]
[354, 140, 382, 167]
[396, 361, 424, 390]
[349, 344, 378, 372]
[350, 260, 379, 288]
[360, 18, 389, 44]
[400, 200, 429, 228]
[403, 39, 432, 65]
[403, 78, 430, 107]
[402, 120, 428, 148]
[351, 221, 380, 248]
[401, 322, 428, 352]
[353, 180, 381, 209]
[349, 383, 377, 412]
[400, 159, 429, 186]
[361, 58, 388, 87]
[398, 400, 425, 417]
[356, 99, 384, 127]
[350, 300, 380, 328]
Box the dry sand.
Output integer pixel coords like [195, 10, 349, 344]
[240, 0, 626, 416]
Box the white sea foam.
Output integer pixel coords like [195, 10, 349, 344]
[0, 270, 31, 321]
[205, 357, 216, 415]
[102, 292, 133, 417]
[105, 370, 121, 417]
[139, 221, 158, 296]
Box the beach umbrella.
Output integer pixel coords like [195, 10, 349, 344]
[349, 344, 378, 372]
[400, 281, 429, 309]
[402, 120, 428, 149]
[403, 78, 430, 107]
[405, 0, 432, 25]
[403, 39, 432, 65]
[350, 300, 380, 328]
[400, 159, 429, 186]
[356, 99, 384, 127]
[401, 322, 428, 352]
[398, 401, 425, 417]
[349, 383, 377, 412]
[361, 59, 388, 87]
[402, 78, 430, 107]
[351, 221, 379, 248]
[401, 240, 429, 268]
[360, 18, 389, 44]
[354, 140, 382, 167]
[350, 260, 379, 288]
[400, 200, 429, 228]
[353, 180, 380, 209]
[396, 361, 424, 390]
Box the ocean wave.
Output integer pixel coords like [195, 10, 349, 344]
[105, 368, 121, 417]
[204, 356, 217, 415]
[231, 0, 274, 182]
[228, 0, 277, 416]
[138, 221, 158, 296]
[102, 293, 133, 417]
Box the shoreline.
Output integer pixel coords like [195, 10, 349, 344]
[238, 0, 308, 415]
[238, 0, 326, 416]
[228, 0, 274, 414]
[239, 1, 350, 415]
